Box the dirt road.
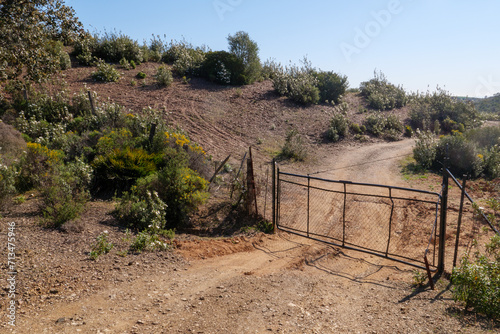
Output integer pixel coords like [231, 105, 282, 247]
[6, 139, 495, 333]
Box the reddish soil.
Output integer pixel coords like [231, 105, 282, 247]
[1, 62, 499, 333]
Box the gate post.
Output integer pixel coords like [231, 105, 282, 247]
[438, 169, 449, 274]
[272, 159, 276, 234]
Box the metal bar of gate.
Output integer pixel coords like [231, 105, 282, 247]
[386, 188, 394, 257]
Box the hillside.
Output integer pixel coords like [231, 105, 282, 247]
[474, 93, 500, 115]
[53, 62, 410, 164]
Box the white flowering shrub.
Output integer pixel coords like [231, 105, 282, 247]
[155, 65, 173, 87]
[113, 190, 167, 231]
[0, 156, 16, 209]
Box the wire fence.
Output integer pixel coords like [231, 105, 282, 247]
[276, 171, 442, 271]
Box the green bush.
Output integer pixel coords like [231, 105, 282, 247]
[39, 164, 89, 228]
[200, 51, 245, 85]
[270, 59, 320, 105]
[280, 129, 307, 161]
[89, 231, 114, 260]
[114, 189, 167, 231]
[129, 230, 170, 253]
[119, 57, 131, 70]
[327, 113, 349, 142]
[59, 51, 71, 70]
[136, 72, 146, 79]
[452, 234, 500, 319]
[484, 145, 500, 178]
[92, 147, 163, 195]
[315, 71, 348, 104]
[133, 159, 209, 227]
[350, 123, 363, 134]
[91, 58, 121, 83]
[360, 71, 407, 110]
[409, 89, 480, 133]
[0, 159, 16, 210]
[466, 126, 500, 149]
[413, 130, 437, 169]
[364, 114, 386, 136]
[93, 32, 143, 63]
[155, 65, 173, 87]
[434, 134, 483, 178]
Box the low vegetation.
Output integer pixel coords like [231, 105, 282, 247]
[413, 126, 500, 179]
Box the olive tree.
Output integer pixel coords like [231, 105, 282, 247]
[0, 0, 85, 86]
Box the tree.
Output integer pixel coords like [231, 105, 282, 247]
[227, 31, 261, 84]
[0, 0, 85, 86]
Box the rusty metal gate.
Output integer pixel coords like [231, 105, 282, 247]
[274, 169, 443, 271]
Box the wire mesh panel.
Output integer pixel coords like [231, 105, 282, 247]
[277, 171, 442, 270]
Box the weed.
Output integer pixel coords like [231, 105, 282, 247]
[280, 129, 307, 161]
[136, 72, 147, 79]
[13, 195, 26, 204]
[412, 270, 427, 286]
[89, 231, 114, 260]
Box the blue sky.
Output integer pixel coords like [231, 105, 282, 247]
[66, 0, 500, 97]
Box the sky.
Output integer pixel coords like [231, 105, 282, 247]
[65, 0, 500, 98]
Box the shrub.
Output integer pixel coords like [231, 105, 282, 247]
[434, 134, 483, 178]
[315, 71, 348, 104]
[114, 189, 167, 231]
[89, 231, 114, 260]
[404, 125, 413, 137]
[413, 130, 437, 169]
[360, 71, 407, 110]
[452, 234, 500, 319]
[119, 57, 131, 70]
[172, 47, 205, 76]
[93, 32, 143, 63]
[16, 142, 64, 191]
[136, 71, 146, 79]
[466, 126, 500, 150]
[155, 65, 173, 87]
[364, 114, 386, 136]
[92, 147, 163, 195]
[328, 113, 349, 142]
[129, 230, 170, 253]
[39, 165, 89, 228]
[133, 159, 209, 227]
[484, 145, 500, 179]
[91, 58, 121, 83]
[280, 129, 307, 161]
[200, 51, 245, 85]
[227, 31, 261, 84]
[350, 123, 363, 134]
[270, 59, 320, 105]
[409, 89, 481, 133]
[59, 51, 71, 70]
[0, 159, 16, 210]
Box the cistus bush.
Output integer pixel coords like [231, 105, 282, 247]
[113, 189, 167, 231]
[91, 58, 121, 83]
[268, 58, 347, 106]
[452, 234, 500, 319]
[155, 65, 173, 87]
[360, 71, 407, 110]
[434, 134, 483, 178]
[409, 88, 481, 133]
[280, 129, 307, 161]
[327, 113, 349, 142]
[413, 130, 437, 169]
[132, 158, 209, 228]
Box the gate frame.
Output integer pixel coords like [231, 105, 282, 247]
[272, 160, 445, 273]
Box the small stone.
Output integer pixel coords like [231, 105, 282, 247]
[56, 317, 66, 324]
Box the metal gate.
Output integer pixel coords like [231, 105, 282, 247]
[274, 169, 442, 271]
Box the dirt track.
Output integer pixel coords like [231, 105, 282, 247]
[5, 139, 497, 333]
